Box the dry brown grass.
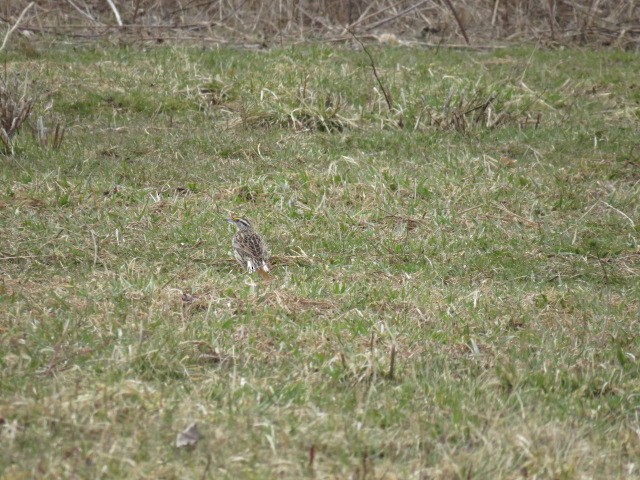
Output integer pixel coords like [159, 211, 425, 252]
[2, 0, 639, 48]
[0, 72, 34, 152]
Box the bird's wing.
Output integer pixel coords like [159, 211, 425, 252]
[237, 232, 268, 260]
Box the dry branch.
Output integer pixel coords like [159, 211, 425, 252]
[362, 0, 430, 32]
[442, 0, 470, 45]
[2, 1, 639, 48]
[347, 29, 393, 112]
[105, 0, 123, 26]
[0, 2, 35, 53]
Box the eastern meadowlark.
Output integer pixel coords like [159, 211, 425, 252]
[227, 216, 271, 279]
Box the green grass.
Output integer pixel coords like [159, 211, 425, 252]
[1, 41, 639, 479]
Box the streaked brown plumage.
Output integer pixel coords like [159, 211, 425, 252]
[227, 216, 270, 279]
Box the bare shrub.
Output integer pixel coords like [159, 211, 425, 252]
[0, 73, 34, 153]
[2, 1, 638, 47]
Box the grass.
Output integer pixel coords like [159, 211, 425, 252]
[1, 41, 639, 479]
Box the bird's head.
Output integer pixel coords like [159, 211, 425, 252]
[227, 216, 252, 230]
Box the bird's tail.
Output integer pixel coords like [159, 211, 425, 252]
[257, 267, 271, 280]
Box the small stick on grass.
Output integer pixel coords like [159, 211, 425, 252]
[44, 342, 62, 376]
[308, 444, 315, 470]
[347, 28, 393, 112]
[367, 329, 378, 382]
[340, 351, 347, 371]
[90, 229, 99, 267]
[388, 343, 396, 380]
[596, 253, 611, 306]
[200, 453, 212, 480]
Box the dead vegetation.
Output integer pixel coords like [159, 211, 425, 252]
[0, 72, 33, 153]
[0, 71, 66, 153]
[198, 72, 546, 134]
[1, 1, 638, 48]
[418, 85, 544, 133]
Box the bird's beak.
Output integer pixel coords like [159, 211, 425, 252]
[226, 217, 235, 224]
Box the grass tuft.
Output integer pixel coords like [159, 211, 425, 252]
[0, 72, 34, 153]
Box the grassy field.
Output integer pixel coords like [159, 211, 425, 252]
[1, 41, 639, 479]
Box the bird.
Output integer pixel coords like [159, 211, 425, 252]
[227, 216, 271, 279]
